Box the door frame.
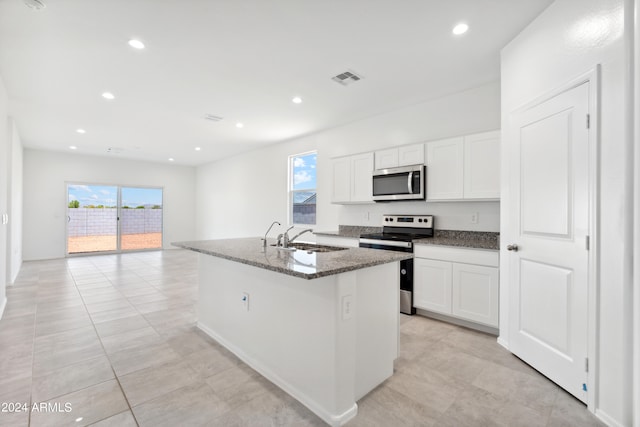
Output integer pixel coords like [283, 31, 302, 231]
[65, 182, 164, 256]
[500, 66, 600, 411]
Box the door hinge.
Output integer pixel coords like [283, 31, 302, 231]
[585, 236, 590, 250]
[586, 114, 590, 129]
[584, 357, 589, 372]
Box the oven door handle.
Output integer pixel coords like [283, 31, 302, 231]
[359, 238, 413, 249]
[407, 171, 414, 194]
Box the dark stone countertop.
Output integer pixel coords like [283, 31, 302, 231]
[172, 237, 412, 280]
[315, 225, 499, 251]
[414, 230, 499, 251]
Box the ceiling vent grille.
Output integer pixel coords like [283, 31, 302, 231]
[331, 70, 363, 86]
[24, 0, 46, 10]
[204, 114, 224, 122]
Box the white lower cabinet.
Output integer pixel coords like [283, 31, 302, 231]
[414, 245, 499, 328]
[413, 258, 452, 314]
[451, 262, 499, 327]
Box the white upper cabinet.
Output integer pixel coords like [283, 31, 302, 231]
[374, 143, 424, 170]
[463, 131, 500, 199]
[350, 153, 374, 203]
[426, 137, 464, 200]
[331, 157, 351, 203]
[426, 131, 500, 201]
[331, 152, 374, 204]
[374, 148, 399, 170]
[398, 143, 425, 166]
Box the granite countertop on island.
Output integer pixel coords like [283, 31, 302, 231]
[413, 230, 500, 251]
[172, 237, 412, 280]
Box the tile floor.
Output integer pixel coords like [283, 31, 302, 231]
[0, 250, 604, 427]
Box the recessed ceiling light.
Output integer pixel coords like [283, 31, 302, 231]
[128, 39, 145, 49]
[452, 23, 469, 35]
[236, 122, 244, 129]
[102, 92, 115, 100]
[292, 96, 302, 104]
[69, 145, 77, 150]
[168, 158, 174, 162]
[76, 128, 86, 134]
[195, 147, 201, 151]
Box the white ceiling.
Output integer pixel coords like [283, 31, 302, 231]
[0, 0, 553, 166]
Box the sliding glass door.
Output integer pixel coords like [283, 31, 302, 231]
[66, 184, 163, 255]
[120, 187, 163, 251]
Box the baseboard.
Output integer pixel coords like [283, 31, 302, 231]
[594, 408, 624, 427]
[197, 322, 358, 426]
[415, 309, 499, 336]
[0, 296, 7, 320]
[497, 336, 509, 350]
[10, 259, 22, 284]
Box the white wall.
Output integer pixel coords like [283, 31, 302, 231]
[0, 76, 8, 317]
[9, 120, 22, 283]
[500, 0, 630, 425]
[23, 150, 197, 260]
[197, 82, 501, 240]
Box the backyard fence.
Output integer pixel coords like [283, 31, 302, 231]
[68, 208, 162, 237]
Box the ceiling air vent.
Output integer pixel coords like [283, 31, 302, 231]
[24, 0, 46, 10]
[331, 70, 363, 86]
[204, 114, 224, 122]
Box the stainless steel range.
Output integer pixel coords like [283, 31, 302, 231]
[359, 214, 434, 315]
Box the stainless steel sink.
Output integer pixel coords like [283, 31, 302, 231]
[270, 243, 348, 253]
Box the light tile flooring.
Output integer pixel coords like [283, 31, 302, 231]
[0, 250, 604, 427]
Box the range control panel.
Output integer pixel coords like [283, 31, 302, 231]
[382, 215, 433, 229]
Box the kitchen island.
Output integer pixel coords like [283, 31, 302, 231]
[172, 238, 411, 426]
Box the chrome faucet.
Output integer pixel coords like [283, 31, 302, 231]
[262, 221, 281, 248]
[288, 228, 313, 244]
[281, 226, 295, 248]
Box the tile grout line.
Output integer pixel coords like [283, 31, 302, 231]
[69, 255, 141, 427]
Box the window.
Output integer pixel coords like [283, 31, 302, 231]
[289, 151, 317, 225]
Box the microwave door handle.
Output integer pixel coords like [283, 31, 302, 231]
[407, 171, 414, 194]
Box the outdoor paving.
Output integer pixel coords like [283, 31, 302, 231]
[68, 233, 162, 253]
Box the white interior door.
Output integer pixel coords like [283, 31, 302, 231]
[508, 82, 590, 402]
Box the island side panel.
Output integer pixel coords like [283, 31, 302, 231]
[354, 261, 399, 400]
[196, 254, 357, 425]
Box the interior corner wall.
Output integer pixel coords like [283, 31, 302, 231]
[196, 82, 501, 240]
[0, 75, 9, 317]
[9, 120, 23, 283]
[22, 149, 197, 261]
[500, 0, 629, 425]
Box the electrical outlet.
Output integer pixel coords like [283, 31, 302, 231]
[342, 295, 353, 320]
[241, 292, 249, 311]
[363, 211, 370, 221]
[471, 212, 479, 224]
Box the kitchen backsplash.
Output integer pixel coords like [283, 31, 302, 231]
[337, 200, 500, 232]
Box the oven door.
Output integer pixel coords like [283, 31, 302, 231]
[372, 165, 425, 201]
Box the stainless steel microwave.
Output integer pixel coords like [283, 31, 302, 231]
[372, 164, 426, 201]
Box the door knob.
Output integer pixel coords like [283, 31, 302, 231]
[506, 244, 518, 252]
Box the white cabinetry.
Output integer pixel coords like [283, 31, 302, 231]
[426, 130, 500, 200]
[463, 131, 501, 199]
[375, 143, 424, 170]
[331, 153, 374, 204]
[426, 137, 464, 199]
[414, 244, 499, 327]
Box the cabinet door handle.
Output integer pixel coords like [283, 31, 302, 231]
[506, 244, 518, 252]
